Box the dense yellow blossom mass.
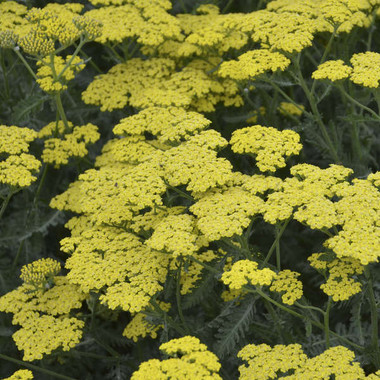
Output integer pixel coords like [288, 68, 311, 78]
[238, 344, 376, 379]
[131, 336, 222, 379]
[3, 370, 34, 380]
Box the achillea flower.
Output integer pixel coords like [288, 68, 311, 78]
[238, 344, 371, 379]
[123, 301, 171, 342]
[221, 260, 276, 290]
[0, 126, 41, 189]
[12, 315, 84, 361]
[40, 122, 99, 168]
[309, 254, 364, 301]
[238, 343, 307, 379]
[3, 369, 34, 380]
[350, 51, 380, 88]
[131, 336, 222, 379]
[20, 258, 61, 287]
[36, 55, 86, 94]
[218, 49, 291, 81]
[190, 187, 264, 241]
[269, 270, 303, 305]
[312, 59, 352, 81]
[113, 107, 212, 144]
[230, 125, 302, 172]
[146, 214, 206, 257]
[278, 102, 305, 117]
[84, 2, 180, 46]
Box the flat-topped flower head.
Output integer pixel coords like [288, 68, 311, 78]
[131, 336, 222, 379]
[0, 125, 37, 155]
[20, 258, 61, 288]
[230, 125, 302, 172]
[269, 270, 303, 305]
[218, 49, 291, 81]
[3, 369, 34, 380]
[221, 260, 277, 289]
[113, 107, 212, 143]
[312, 59, 352, 81]
[350, 51, 380, 88]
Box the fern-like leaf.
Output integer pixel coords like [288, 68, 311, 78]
[213, 298, 256, 358]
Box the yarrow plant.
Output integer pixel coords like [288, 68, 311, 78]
[0, 0, 380, 379]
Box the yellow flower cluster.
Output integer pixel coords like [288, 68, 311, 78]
[38, 121, 99, 168]
[324, 178, 380, 265]
[0, 125, 41, 188]
[20, 258, 61, 288]
[13, 315, 84, 361]
[350, 51, 380, 88]
[312, 51, 380, 88]
[0, 2, 29, 38]
[312, 59, 353, 81]
[0, 269, 86, 361]
[58, 222, 169, 313]
[230, 125, 302, 172]
[2, 370, 33, 380]
[0, 125, 37, 154]
[238, 343, 307, 379]
[36, 55, 86, 93]
[218, 49, 291, 81]
[221, 260, 276, 290]
[123, 301, 171, 342]
[131, 336, 222, 380]
[269, 270, 303, 305]
[146, 214, 206, 258]
[82, 58, 242, 113]
[278, 102, 305, 117]
[263, 164, 352, 226]
[190, 187, 264, 241]
[161, 131, 233, 193]
[85, 1, 180, 46]
[238, 343, 376, 379]
[113, 107, 212, 144]
[309, 254, 364, 301]
[12, 4, 102, 57]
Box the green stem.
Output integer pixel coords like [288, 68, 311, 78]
[11, 239, 25, 270]
[261, 219, 290, 268]
[33, 164, 48, 206]
[178, 0, 187, 12]
[263, 79, 310, 117]
[13, 47, 38, 80]
[54, 93, 70, 130]
[94, 337, 120, 358]
[310, 26, 338, 96]
[293, 55, 340, 163]
[324, 296, 332, 349]
[165, 182, 194, 202]
[264, 299, 286, 343]
[187, 255, 219, 274]
[150, 299, 187, 335]
[275, 224, 281, 271]
[338, 86, 380, 121]
[365, 267, 380, 368]
[176, 259, 191, 334]
[222, 0, 234, 13]
[250, 287, 364, 352]
[0, 49, 10, 98]
[294, 301, 325, 316]
[57, 38, 86, 80]
[0, 353, 77, 380]
[0, 188, 15, 219]
[106, 44, 124, 63]
[73, 42, 102, 74]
